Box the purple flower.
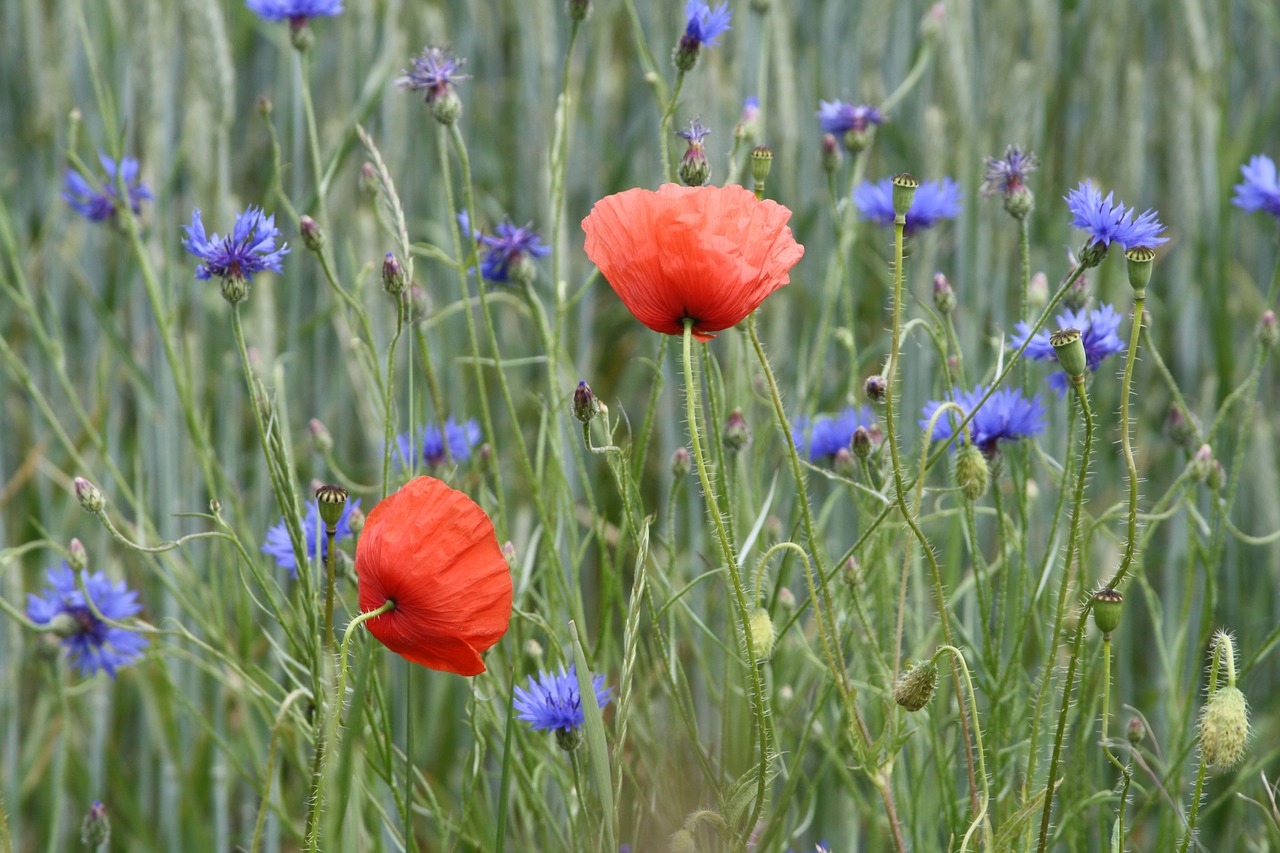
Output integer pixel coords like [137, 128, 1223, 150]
[245, 0, 343, 22]
[1065, 181, 1168, 251]
[397, 47, 469, 103]
[682, 0, 732, 48]
[27, 565, 148, 678]
[1232, 155, 1280, 219]
[261, 498, 362, 577]
[393, 418, 482, 469]
[854, 177, 963, 234]
[1010, 304, 1127, 395]
[513, 665, 612, 733]
[793, 406, 875, 460]
[457, 212, 549, 285]
[981, 145, 1038, 196]
[182, 206, 289, 283]
[816, 101, 883, 135]
[920, 385, 1046, 453]
[62, 152, 152, 223]
[676, 118, 711, 144]
[741, 96, 760, 122]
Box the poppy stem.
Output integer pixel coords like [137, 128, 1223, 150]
[323, 528, 336, 653]
[680, 320, 770, 840]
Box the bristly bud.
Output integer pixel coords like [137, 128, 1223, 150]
[382, 252, 408, 297]
[309, 418, 334, 454]
[671, 447, 691, 478]
[820, 133, 843, 174]
[1258, 310, 1278, 350]
[864, 374, 887, 404]
[67, 538, 88, 572]
[1165, 405, 1199, 450]
[1063, 264, 1092, 311]
[1027, 272, 1049, 313]
[723, 408, 751, 453]
[1190, 444, 1215, 482]
[300, 215, 325, 252]
[1124, 246, 1155, 293]
[851, 426, 872, 459]
[891, 173, 919, 221]
[932, 272, 955, 314]
[315, 484, 349, 528]
[953, 444, 990, 501]
[747, 607, 776, 662]
[81, 800, 111, 847]
[567, 0, 590, 21]
[750, 146, 773, 198]
[1199, 686, 1249, 769]
[894, 660, 939, 712]
[1126, 716, 1146, 744]
[669, 828, 698, 853]
[573, 380, 601, 423]
[1050, 328, 1088, 379]
[74, 477, 105, 514]
[1091, 588, 1124, 636]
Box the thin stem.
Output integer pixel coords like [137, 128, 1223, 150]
[1178, 642, 1223, 853]
[659, 72, 687, 183]
[1099, 635, 1132, 849]
[1105, 291, 1146, 591]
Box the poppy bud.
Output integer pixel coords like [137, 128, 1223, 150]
[1258, 310, 1278, 350]
[310, 418, 334, 454]
[1124, 246, 1155, 293]
[933, 272, 955, 314]
[865, 374, 887, 403]
[671, 447, 691, 478]
[316, 484, 349, 528]
[747, 607, 776, 661]
[81, 801, 110, 848]
[723, 408, 751, 453]
[74, 477, 105, 514]
[953, 444, 989, 501]
[382, 252, 408, 297]
[1126, 716, 1146, 744]
[833, 447, 856, 478]
[67, 538, 88, 572]
[1091, 588, 1123, 636]
[1198, 686, 1249, 769]
[1050, 328, 1088, 380]
[894, 660, 938, 712]
[669, 829, 698, 853]
[851, 426, 872, 459]
[573, 380, 601, 423]
[820, 133, 843, 174]
[891, 173, 919, 221]
[750, 145, 773, 198]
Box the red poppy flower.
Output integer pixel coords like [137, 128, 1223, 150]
[356, 476, 512, 676]
[581, 183, 804, 341]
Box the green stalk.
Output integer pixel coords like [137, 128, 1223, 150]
[1104, 290, 1147, 591]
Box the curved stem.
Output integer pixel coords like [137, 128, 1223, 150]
[1105, 291, 1146, 591]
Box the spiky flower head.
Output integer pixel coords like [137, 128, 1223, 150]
[62, 152, 152, 223]
[182, 206, 289, 303]
[397, 47, 469, 123]
[676, 119, 712, 187]
[458, 211, 550, 286]
[792, 406, 876, 460]
[1231, 154, 1280, 218]
[920, 385, 1046, 455]
[1065, 181, 1168, 266]
[982, 144, 1038, 218]
[26, 565, 148, 678]
[513, 665, 613, 751]
[673, 1, 732, 71]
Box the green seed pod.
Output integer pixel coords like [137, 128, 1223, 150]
[953, 444, 990, 502]
[891, 173, 919, 220]
[315, 484, 349, 528]
[750, 145, 774, 186]
[894, 660, 939, 712]
[1198, 686, 1250, 769]
[1124, 246, 1156, 293]
[1050, 328, 1088, 380]
[1091, 588, 1123, 636]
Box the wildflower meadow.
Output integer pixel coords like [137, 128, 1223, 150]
[4, 0, 1280, 850]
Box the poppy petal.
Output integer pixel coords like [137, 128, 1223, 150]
[356, 476, 513, 676]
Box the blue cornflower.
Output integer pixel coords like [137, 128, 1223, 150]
[1232, 155, 1280, 218]
[182, 206, 289, 284]
[261, 497, 361, 577]
[676, 118, 711, 144]
[1065, 181, 1168, 251]
[981, 144, 1038, 196]
[245, 0, 343, 22]
[514, 665, 612, 734]
[682, 0, 732, 48]
[920, 385, 1046, 453]
[816, 101, 883, 135]
[1010, 304, 1127, 395]
[63, 152, 152, 223]
[854, 177, 963, 234]
[457, 212, 549, 285]
[397, 47, 469, 104]
[26, 564, 148, 678]
[393, 418, 482, 469]
[793, 406, 875, 460]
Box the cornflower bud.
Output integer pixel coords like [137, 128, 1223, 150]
[671, 447, 691, 478]
[300, 215, 325, 252]
[851, 426, 872, 459]
[382, 252, 408, 297]
[81, 800, 111, 848]
[309, 418, 334, 454]
[820, 133, 843, 175]
[1189, 444, 1215, 482]
[573, 380, 601, 423]
[1165, 405, 1199, 450]
[723, 408, 751, 453]
[346, 506, 365, 534]
[1027, 271, 1049, 313]
[865, 374, 887, 404]
[932, 272, 955, 314]
[502, 541, 518, 566]
[777, 587, 795, 610]
[1126, 716, 1146, 744]
[676, 119, 712, 187]
[74, 477, 105, 514]
[894, 660, 938, 712]
[567, 0, 590, 21]
[1258, 310, 1278, 350]
[67, 538, 88, 572]
[833, 447, 856, 478]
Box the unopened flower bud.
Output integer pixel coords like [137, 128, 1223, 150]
[865, 374, 887, 404]
[851, 426, 872, 459]
[933, 272, 955, 314]
[524, 638, 544, 661]
[820, 133, 843, 174]
[257, 97, 273, 117]
[748, 607, 776, 662]
[81, 800, 110, 847]
[842, 556, 860, 587]
[669, 828, 698, 853]
[723, 409, 751, 453]
[1027, 272, 1049, 313]
[1258, 310, 1278, 350]
[1003, 185, 1034, 220]
[502, 541, 518, 566]
[1126, 716, 1146, 744]
[1189, 444, 1214, 482]
[678, 143, 711, 188]
[567, 0, 590, 21]
[556, 726, 584, 752]
[67, 538, 88, 572]
[290, 19, 315, 52]
[1207, 459, 1225, 493]
[1091, 588, 1124, 636]
[346, 506, 365, 534]
[891, 173, 919, 220]
[894, 660, 939, 712]
[1199, 686, 1249, 769]
[671, 447, 691, 478]
[573, 380, 601, 423]
[1165, 406, 1199, 450]
[919, 2, 946, 41]
[300, 215, 325, 252]
[1050, 328, 1088, 380]
[315, 484, 349, 528]
[735, 97, 760, 142]
[74, 477, 104, 514]
[833, 447, 856, 478]
[309, 418, 334, 454]
[953, 444, 989, 501]
[382, 252, 408, 297]
[777, 587, 795, 610]
[1125, 246, 1155, 293]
